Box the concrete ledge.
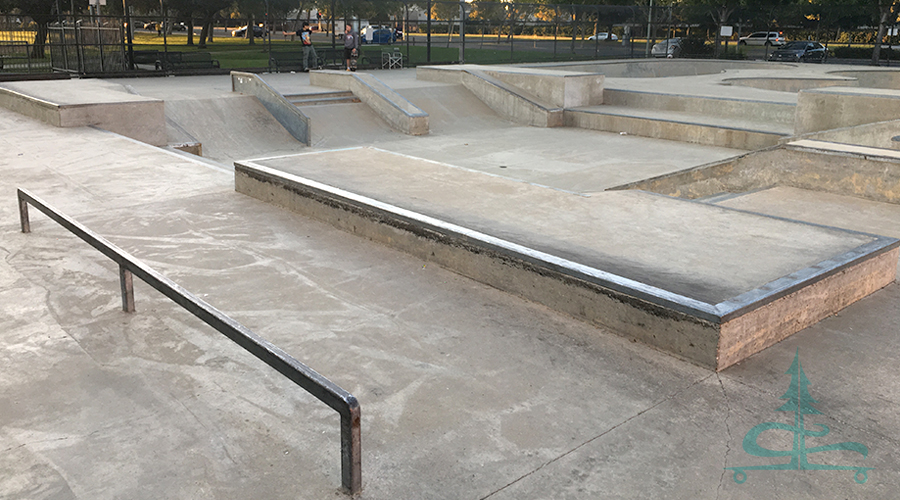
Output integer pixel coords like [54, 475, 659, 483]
[829, 69, 900, 90]
[235, 158, 898, 371]
[565, 108, 785, 150]
[0, 80, 165, 146]
[786, 118, 900, 150]
[796, 86, 900, 135]
[461, 70, 563, 127]
[611, 140, 900, 204]
[722, 76, 857, 93]
[602, 88, 796, 125]
[524, 58, 788, 78]
[417, 65, 570, 127]
[231, 71, 310, 145]
[717, 246, 899, 368]
[310, 70, 428, 135]
[480, 66, 603, 108]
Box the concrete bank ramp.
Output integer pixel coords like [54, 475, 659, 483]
[235, 148, 898, 371]
[397, 84, 509, 135]
[164, 96, 303, 164]
[300, 102, 403, 148]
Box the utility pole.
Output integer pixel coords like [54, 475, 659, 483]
[459, 1, 465, 64]
[161, 0, 167, 68]
[644, 0, 653, 57]
[264, 0, 271, 71]
[123, 0, 134, 69]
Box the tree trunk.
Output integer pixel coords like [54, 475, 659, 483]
[872, 7, 890, 65]
[32, 23, 49, 59]
[187, 19, 195, 45]
[248, 14, 255, 45]
[198, 15, 214, 47]
[199, 19, 209, 48]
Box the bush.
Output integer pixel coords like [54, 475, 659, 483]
[678, 37, 713, 57]
[831, 45, 897, 60]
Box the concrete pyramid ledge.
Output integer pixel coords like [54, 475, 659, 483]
[235, 148, 898, 371]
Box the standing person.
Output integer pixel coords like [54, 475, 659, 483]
[343, 24, 359, 71]
[300, 22, 317, 71]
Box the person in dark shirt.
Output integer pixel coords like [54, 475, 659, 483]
[299, 22, 317, 71]
[343, 24, 359, 71]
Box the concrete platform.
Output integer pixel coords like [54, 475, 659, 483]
[616, 139, 900, 205]
[565, 105, 789, 150]
[4, 67, 900, 499]
[235, 147, 898, 371]
[712, 186, 900, 275]
[0, 79, 165, 145]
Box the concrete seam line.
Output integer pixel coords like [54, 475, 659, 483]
[478, 373, 716, 499]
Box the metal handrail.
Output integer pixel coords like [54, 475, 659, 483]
[16, 188, 361, 495]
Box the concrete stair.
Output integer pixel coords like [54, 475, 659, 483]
[566, 105, 792, 150]
[284, 91, 360, 106]
[565, 87, 796, 149]
[602, 88, 796, 124]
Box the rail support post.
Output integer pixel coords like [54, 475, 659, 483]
[18, 191, 30, 233]
[341, 404, 362, 495]
[120, 265, 135, 312]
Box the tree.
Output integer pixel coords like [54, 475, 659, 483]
[872, 0, 900, 65]
[5, 0, 87, 58]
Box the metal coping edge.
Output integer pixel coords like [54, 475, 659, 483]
[236, 161, 720, 322]
[236, 162, 899, 327]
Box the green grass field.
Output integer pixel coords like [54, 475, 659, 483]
[126, 31, 596, 68]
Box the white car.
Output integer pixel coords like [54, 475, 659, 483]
[738, 31, 785, 46]
[588, 32, 618, 41]
[651, 38, 681, 58]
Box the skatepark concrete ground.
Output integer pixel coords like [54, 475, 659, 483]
[2, 64, 900, 499]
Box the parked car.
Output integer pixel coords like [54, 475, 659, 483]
[144, 21, 186, 32]
[738, 31, 785, 46]
[767, 41, 827, 63]
[360, 25, 394, 44]
[588, 32, 618, 41]
[232, 24, 265, 38]
[651, 38, 682, 58]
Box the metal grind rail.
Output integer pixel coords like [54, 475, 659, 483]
[16, 187, 361, 495]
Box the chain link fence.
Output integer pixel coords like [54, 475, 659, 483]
[2, 3, 900, 76]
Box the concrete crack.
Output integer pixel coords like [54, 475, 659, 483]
[715, 373, 732, 500]
[479, 373, 715, 500]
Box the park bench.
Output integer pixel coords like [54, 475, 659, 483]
[270, 51, 305, 72]
[155, 51, 220, 71]
[315, 47, 344, 69]
[0, 41, 32, 72]
[132, 50, 159, 67]
[313, 47, 375, 70]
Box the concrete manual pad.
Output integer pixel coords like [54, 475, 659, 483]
[235, 147, 899, 370]
[0, 79, 166, 145]
[711, 186, 900, 276]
